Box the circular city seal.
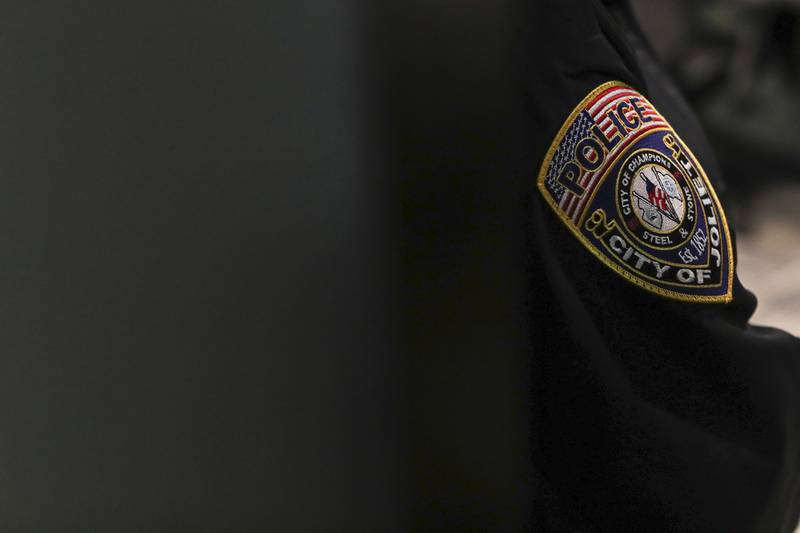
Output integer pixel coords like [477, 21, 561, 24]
[616, 148, 697, 250]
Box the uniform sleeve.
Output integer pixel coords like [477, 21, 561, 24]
[524, 1, 800, 531]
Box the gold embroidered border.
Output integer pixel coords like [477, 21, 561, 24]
[535, 80, 734, 303]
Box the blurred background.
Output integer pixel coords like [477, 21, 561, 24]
[632, 0, 800, 334]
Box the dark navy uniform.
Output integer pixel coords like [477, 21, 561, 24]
[525, 1, 800, 531]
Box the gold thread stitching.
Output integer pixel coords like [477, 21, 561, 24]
[535, 80, 734, 303]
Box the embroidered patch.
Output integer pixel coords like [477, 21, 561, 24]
[537, 81, 734, 303]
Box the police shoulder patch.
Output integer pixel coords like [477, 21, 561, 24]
[537, 81, 734, 303]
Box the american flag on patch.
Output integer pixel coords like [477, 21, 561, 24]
[543, 86, 669, 224]
[544, 111, 594, 204]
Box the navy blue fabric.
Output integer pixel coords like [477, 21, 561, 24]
[523, 1, 800, 531]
